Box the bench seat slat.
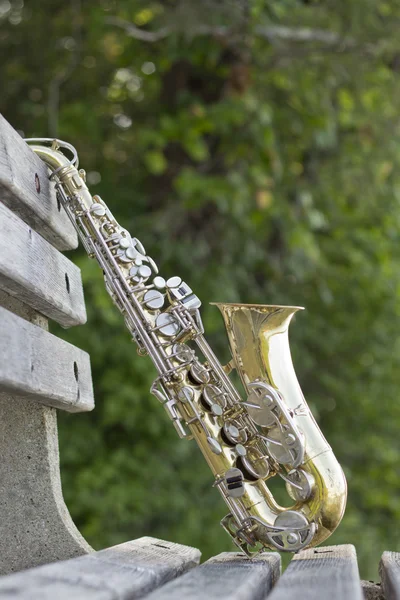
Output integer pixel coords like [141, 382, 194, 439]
[0, 537, 201, 599]
[266, 544, 363, 600]
[0, 306, 94, 412]
[380, 552, 400, 600]
[0, 201, 86, 327]
[0, 115, 78, 251]
[144, 551, 280, 600]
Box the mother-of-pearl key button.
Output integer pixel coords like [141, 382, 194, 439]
[144, 290, 164, 310]
[178, 386, 194, 403]
[156, 313, 180, 337]
[119, 237, 130, 249]
[153, 276, 166, 289]
[207, 437, 222, 455]
[125, 246, 138, 260]
[90, 203, 106, 216]
[167, 276, 182, 288]
[138, 265, 152, 278]
[211, 403, 223, 416]
[190, 362, 210, 384]
[172, 343, 193, 363]
[235, 444, 247, 457]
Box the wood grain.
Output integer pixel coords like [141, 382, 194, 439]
[0, 201, 86, 327]
[144, 551, 281, 600]
[362, 580, 385, 600]
[267, 545, 363, 600]
[0, 114, 77, 251]
[380, 552, 400, 600]
[0, 537, 201, 599]
[0, 305, 94, 412]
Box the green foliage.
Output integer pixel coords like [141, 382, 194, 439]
[2, 0, 400, 579]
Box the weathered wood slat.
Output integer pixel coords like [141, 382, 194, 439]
[0, 305, 94, 412]
[266, 545, 363, 600]
[380, 552, 400, 600]
[0, 201, 86, 327]
[0, 114, 78, 251]
[362, 580, 385, 600]
[0, 537, 201, 599]
[144, 551, 280, 600]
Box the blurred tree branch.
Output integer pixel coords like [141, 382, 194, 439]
[105, 15, 355, 48]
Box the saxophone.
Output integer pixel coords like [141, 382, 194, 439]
[26, 138, 347, 555]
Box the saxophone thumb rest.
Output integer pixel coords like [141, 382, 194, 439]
[26, 137, 347, 556]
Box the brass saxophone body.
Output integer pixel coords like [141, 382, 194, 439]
[27, 138, 347, 555]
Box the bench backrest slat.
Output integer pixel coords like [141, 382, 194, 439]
[0, 201, 86, 327]
[0, 115, 77, 251]
[0, 305, 93, 412]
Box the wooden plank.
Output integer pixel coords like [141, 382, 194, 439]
[0, 537, 201, 599]
[0, 201, 86, 327]
[0, 305, 94, 412]
[144, 551, 281, 600]
[380, 552, 400, 600]
[0, 114, 78, 251]
[266, 545, 363, 600]
[362, 580, 385, 600]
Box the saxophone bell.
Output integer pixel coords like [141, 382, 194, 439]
[213, 302, 347, 553]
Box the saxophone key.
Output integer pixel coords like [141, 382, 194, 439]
[167, 279, 202, 311]
[116, 248, 135, 263]
[264, 427, 304, 468]
[143, 290, 164, 310]
[225, 468, 245, 498]
[207, 437, 223, 455]
[283, 468, 315, 502]
[145, 256, 159, 274]
[245, 383, 280, 428]
[150, 382, 167, 403]
[138, 265, 152, 279]
[125, 246, 138, 260]
[155, 313, 181, 337]
[171, 343, 194, 364]
[90, 202, 106, 217]
[177, 386, 194, 403]
[189, 362, 210, 385]
[210, 403, 223, 416]
[201, 384, 226, 411]
[237, 447, 270, 481]
[221, 421, 247, 446]
[118, 236, 130, 249]
[173, 419, 192, 439]
[153, 276, 166, 289]
[234, 444, 247, 457]
[132, 237, 146, 255]
[166, 276, 182, 288]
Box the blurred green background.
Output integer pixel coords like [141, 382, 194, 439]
[2, 0, 400, 580]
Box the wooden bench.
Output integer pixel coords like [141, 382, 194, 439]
[0, 113, 395, 598]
